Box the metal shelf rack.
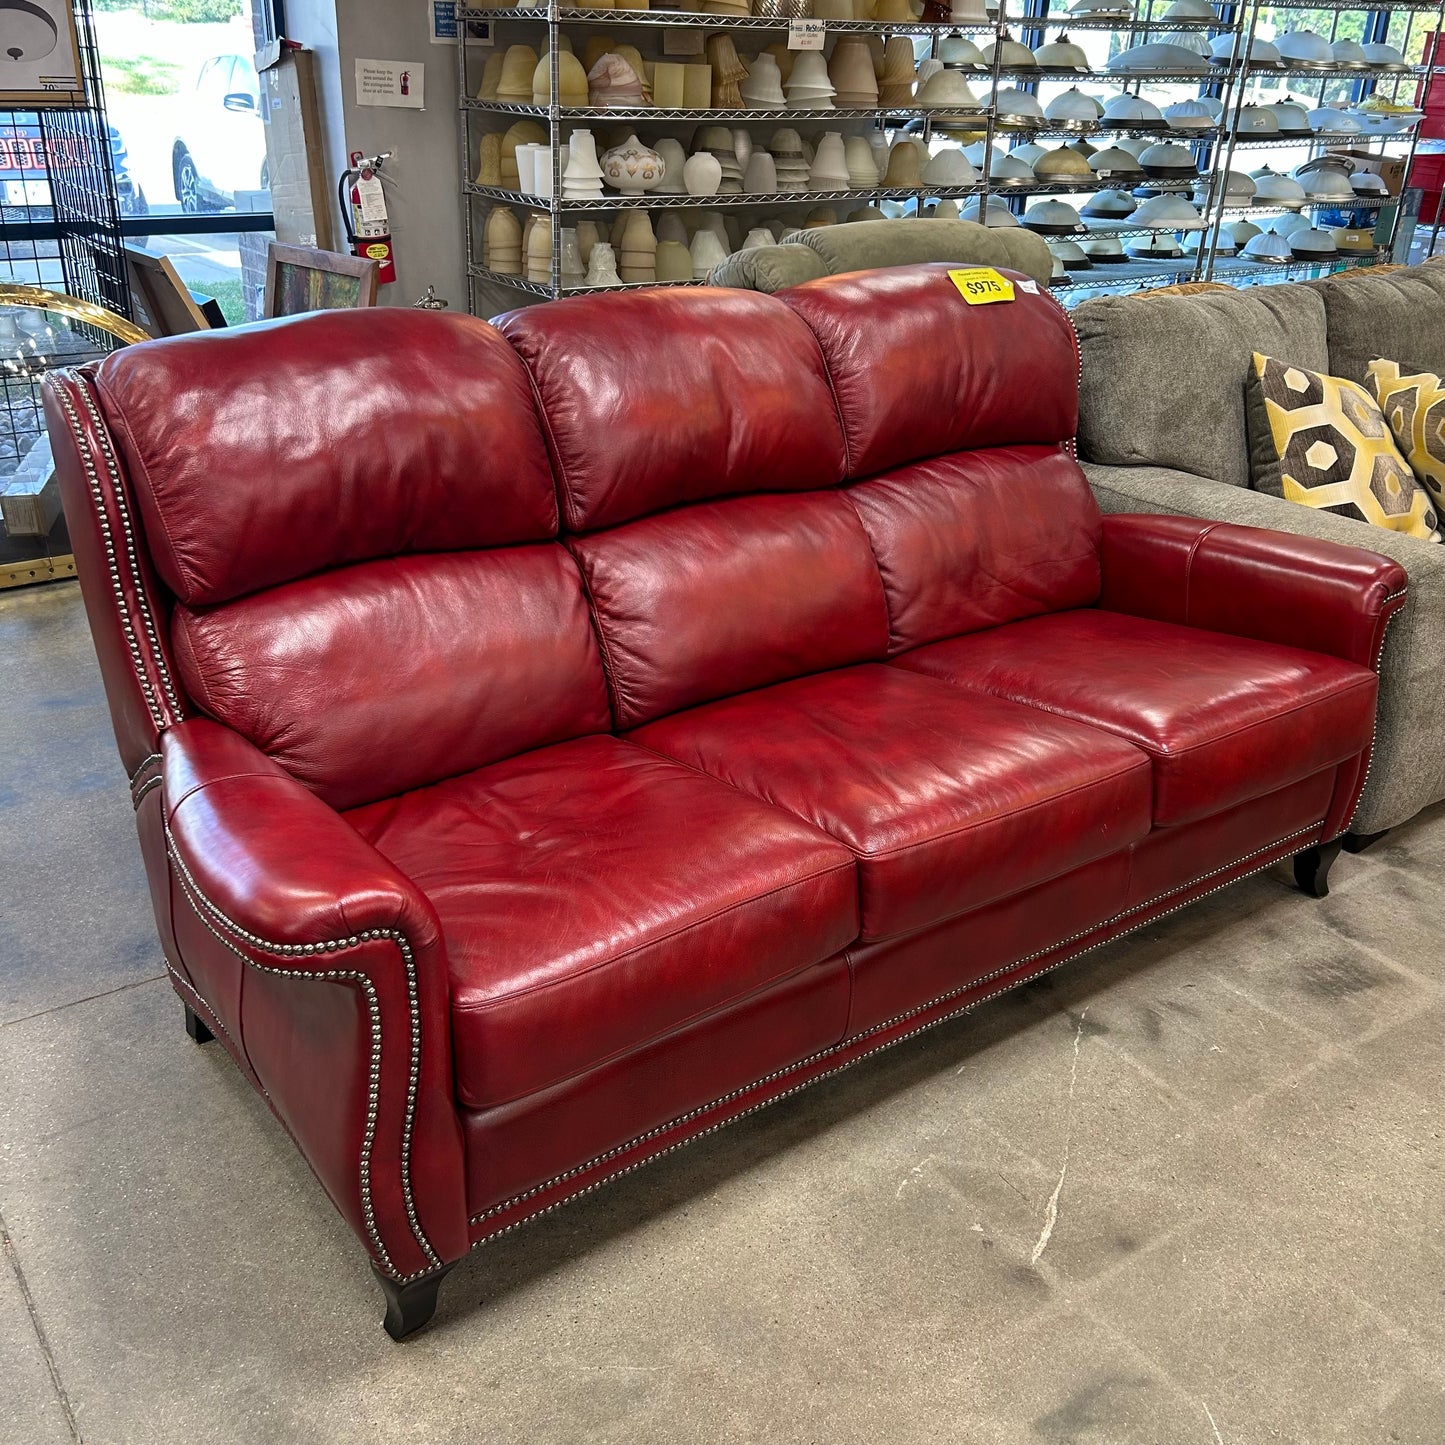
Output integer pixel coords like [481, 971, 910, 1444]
[456, 0, 1445, 309]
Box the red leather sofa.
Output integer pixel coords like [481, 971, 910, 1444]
[45, 265, 1406, 1339]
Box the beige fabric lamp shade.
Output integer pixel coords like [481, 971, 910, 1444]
[582, 36, 617, 73]
[654, 240, 694, 282]
[882, 139, 925, 186]
[829, 40, 880, 105]
[477, 51, 506, 100]
[614, 44, 652, 93]
[532, 51, 589, 106]
[475, 133, 503, 186]
[483, 206, 523, 273]
[525, 219, 553, 283]
[495, 45, 540, 102]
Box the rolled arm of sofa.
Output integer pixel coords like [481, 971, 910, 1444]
[1086, 462, 1445, 837]
[162, 719, 468, 1281]
[1098, 512, 1407, 670]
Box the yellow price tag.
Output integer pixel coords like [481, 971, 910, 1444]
[948, 267, 1015, 305]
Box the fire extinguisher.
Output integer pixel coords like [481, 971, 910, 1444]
[339, 150, 397, 286]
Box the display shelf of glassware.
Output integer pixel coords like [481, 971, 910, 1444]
[962, 0, 1442, 294]
[456, 0, 1442, 304]
[460, 0, 1027, 299]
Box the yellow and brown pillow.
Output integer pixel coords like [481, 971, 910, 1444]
[1365, 358, 1445, 517]
[1245, 352, 1440, 540]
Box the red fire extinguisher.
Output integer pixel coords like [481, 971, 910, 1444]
[339, 150, 397, 286]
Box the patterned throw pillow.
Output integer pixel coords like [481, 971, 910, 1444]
[1365, 358, 1445, 518]
[1245, 352, 1440, 540]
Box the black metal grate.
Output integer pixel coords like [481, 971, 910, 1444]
[0, 0, 129, 315]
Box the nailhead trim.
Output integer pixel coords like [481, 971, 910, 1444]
[1052, 291, 1083, 463]
[129, 752, 161, 785]
[163, 821, 440, 1277]
[165, 963, 248, 1064]
[131, 776, 161, 810]
[1347, 593, 1405, 833]
[467, 820, 1321, 1237]
[73, 385, 185, 721]
[52, 382, 164, 733]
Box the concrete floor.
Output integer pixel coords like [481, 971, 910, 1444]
[1, 580, 1441, 1445]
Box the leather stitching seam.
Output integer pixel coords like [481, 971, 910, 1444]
[1180, 522, 1221, 627]
[466, 818, 1320, 1231]
[846, 757, 1149, 863]
[163, 820, 440, 1279]
[563, 541, 628, 731]
[946, 675, 1374, 765]
[451, 858, 857, 1019]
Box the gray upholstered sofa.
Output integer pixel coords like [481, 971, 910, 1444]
[708, 218, 1052, 292]
[1075, 263, 1445, 838]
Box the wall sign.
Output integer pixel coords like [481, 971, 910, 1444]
[788, 19, 826, 50]
[429, 1, 459, 44]
[0, 0, 85, 108]
[355, 58, 425, 110]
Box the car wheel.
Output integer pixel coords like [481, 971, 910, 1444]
[175, 149, 202, 213]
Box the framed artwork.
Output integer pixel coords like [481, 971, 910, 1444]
[263, 243, 379, 319]
[123, 246, 213, 338]
[0, 0, 85, 108]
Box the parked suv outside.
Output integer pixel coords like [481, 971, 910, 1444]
[171, 53, 267, 212]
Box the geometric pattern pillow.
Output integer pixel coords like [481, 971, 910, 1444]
[1245, 352, 1440, 540]
[1365, 358, 1445, 519]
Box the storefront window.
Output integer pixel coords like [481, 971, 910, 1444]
[94, 0, 278, 224]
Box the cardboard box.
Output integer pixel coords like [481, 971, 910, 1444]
[0, 434, 60, 539]
[256, 42, 335, 250]
[1325, 147, 1407, 196]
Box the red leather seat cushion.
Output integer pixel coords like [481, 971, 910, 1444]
[346, 735, 859, 1109]
[629, 665, 1152, 942]
[893, 609, 1378, 828]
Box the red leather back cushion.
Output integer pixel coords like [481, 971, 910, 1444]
[92, 310, 557, 607]
[572, 492, 888, 728]
[498, 289, 846, 531]
[781, 265, 1079, 479]
[171, 546, 611, 810]
[847, 446, 1103, 655]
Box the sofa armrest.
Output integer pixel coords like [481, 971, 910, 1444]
[1098, 512, 1407, 670]
[1086, 463, 1445, 837]
[162, 719, 467, 1280]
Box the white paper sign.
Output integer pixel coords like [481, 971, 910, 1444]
[355, 59, 425, 109]
[788, 19, 825, 50]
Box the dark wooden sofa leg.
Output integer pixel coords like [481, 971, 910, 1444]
[1342, 829, 1389, 855]
[184, 1003, 214, 1044]
[374, 1263, 454, 1341]
[1293, 839, 1344, 899]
